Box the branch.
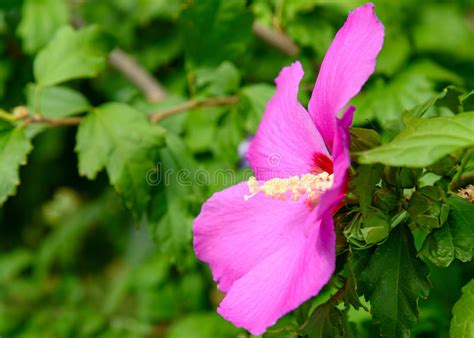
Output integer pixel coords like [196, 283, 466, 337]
[149, 96, 239, 123]
[7, 96, 239, 127]
[252, 22, 299, 56]
[24, 115, 83, 126]
[108, 49, 167, 102]
[72, 16, 167, 102]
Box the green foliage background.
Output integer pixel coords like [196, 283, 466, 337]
[0, 0, 473, 337]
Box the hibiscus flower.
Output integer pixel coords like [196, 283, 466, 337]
[193, 3, 384, 335]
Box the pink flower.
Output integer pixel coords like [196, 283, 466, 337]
[193, 3, 384, 335]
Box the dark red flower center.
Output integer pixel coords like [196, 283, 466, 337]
[311, 153, 334, 175]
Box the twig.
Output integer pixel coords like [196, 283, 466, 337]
[72, 16, 167, 102]
[6, 96, 239, 127]
[0, 109, 16, 123]
[24, 115, 84, 127]
[252, 22, 299, 56]
[149, 96, 239, 123]
[108, 49, 167, 102]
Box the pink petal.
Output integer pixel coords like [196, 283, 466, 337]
[218, 213, 335, 335]
[316, 107, 354, 219]
[194, 182, 314, 293]
[247, 61, 327, 180]
[308, 3, 384, 150]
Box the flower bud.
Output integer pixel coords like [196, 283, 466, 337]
[360, 207, 390, 245]
[408, 186, 450, 231]
[343, 207, 390, 249]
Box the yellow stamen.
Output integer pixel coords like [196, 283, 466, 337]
[244, 172, 334, 203]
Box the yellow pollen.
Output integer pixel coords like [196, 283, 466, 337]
[244, 172, 334, 203]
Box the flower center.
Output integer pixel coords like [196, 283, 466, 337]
[244, 172, 334, 203]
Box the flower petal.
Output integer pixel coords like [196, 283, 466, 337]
[193, 181, 314, 293]
[308, 3, 384, 150]
[217, 213, 335, 335]
[317, 106, 354, 218]
[247, 61, 327, 180]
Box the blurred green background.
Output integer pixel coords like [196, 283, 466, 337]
[0, 0, 473, 337]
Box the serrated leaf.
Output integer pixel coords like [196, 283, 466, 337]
[450, 279, 474, 338]
[359, 113, 474, 167]
[181, 0, 252, 68]
[0, 125, 33, 205]
[359, 225, 431, 338]
[302, 302, 345, 338]
[17, 0, 69, 54]
[26, 84, 91, 117]
[422, 196, 474, 266]
[350, 164, 383, 215]
[76, 102, 165, 217]
[34, 25, 110, 87]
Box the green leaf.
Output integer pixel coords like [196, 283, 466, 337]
[404, 86, 465, 121]
[350, 164, 383, 215]
[286, 17, 334, 57]
[76, 102, 165, 217]
[26, 84, 91, 117]
[195, 61, 241, 96]
[302, 302, 345, 338]
[0, 249, 32, 282]
[447, 196, 474, 262]
[282, 0, 320, 22]
[17, 0, 69, 54]
[344, 258, 367, 311]
[422, 196, 474, 266]
[0, 125, 33, 205]
[376, 29, 410, 76]
[420, 224, 455, 267]
[212, 109, 245, 166]
[450, 279, 474, 338]
[349, 128, 382, 153]
[359, 225, 431, 338]
[359, 113, 474, 167]
[414, 4, 474, 60]
[148, 133, 201, 258]
[344, 208, 390, 249]
[181, 0, 252, 68]
[184, 107, 226, 153]
[34, 25, 110, 87]
[0, 0, 22, 10]
[352, 61, 461, 128]
[239, 83, 275, 133]
[114, 0, 183, 24]
[165, 313, 242, 338]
